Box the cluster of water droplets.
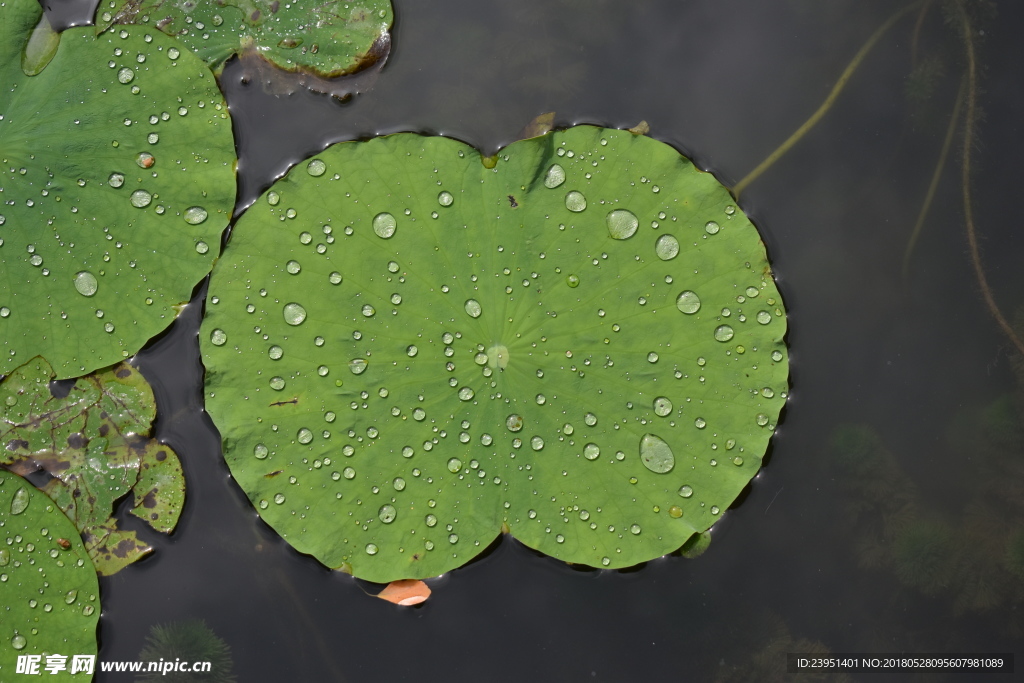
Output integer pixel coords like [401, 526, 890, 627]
[203, 130, 787, 573]
[1, 477, 100, 656]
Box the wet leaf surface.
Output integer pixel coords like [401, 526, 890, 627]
[0, 357, 185, 575]
[0, 0, 236, 379]
[0, 472, 100, 675]
[99, 0, 393, 78]
[201, 125, 788, 582]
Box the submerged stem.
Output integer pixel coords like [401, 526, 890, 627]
[902, 75, 966, 279]
[955, 1, 1024, 356]
[732, 0, 926, 197]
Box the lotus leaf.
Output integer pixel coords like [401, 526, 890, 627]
[201, 126, 788, 582]
[0, 0, 236, 379]
[0, 357, 184, 575]
[98, 0, 393, 77]
[0, 472, 100, 678]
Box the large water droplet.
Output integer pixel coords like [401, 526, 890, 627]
[283, 302, 306, 325]
[705, 221, 720, 235]
[378, 504, 397, 524]
[655, 234, 679, 260]
[297, 428, 313, 444]
[117, 67, 134, 83]
[349, 359, 367, 375]
[756, 310, 772, 325]
[506, 414, 523, 432]
[676, 290, 701, 314]
[544, 164, 566, 188]
[583, 443, 600, 460]
[73, 271, 98, 297]
[565, 191, 587, 212]
[209, 328, 227, 346]
[465, 299, 482, 318]
[10, 487, 30, 515]
[458, 387, 475, 401]
[639, 434, 675, 473]
[108, 172, 125, 188]
[437, 191, 454, 206]
[254, 444, 268, 459]
[183, 206, 208, 225]
[606, 209, 638, 240]
[130, 189, 152, 208]
[372, 212, 397, 239]
[447, 458, 462, 473]
[713, 324, 734, 342]
[306, 159, 326, 176]
[653, 397, 673, 417]
[11, 634, 26, 650]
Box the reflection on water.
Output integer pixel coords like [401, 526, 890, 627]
[34, 0, 1024, 680]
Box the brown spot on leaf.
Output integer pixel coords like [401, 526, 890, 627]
[67, 432, 87, 449]
[155, 449, 167, 462]
[251, 9, 260, 21]
[142, 491, 158, 509]
[98, 424, 109, 437]
[113, 537, 136, 558]
[6, 439, 29, 452]
[116, 367, 132, 378]
[270, 1, 279, 12]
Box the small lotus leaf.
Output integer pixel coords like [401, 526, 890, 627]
[98, 0, 393, 77]
[0, 357, 185, 575]
[0, 0, 236, 379]
[201, 126, 788, 582]
[0, 472, 100, 676]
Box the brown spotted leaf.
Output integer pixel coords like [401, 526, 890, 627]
[0, 356, 185, 574]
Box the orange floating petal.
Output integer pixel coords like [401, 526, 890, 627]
[377, 579, 431, 606]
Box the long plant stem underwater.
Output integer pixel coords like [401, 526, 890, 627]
[954, 1, 1024, 356]
[902, 75, 966, 278]
[732, 0, 925, 197]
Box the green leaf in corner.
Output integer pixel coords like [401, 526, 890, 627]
[201, 126, 788, 582]
[0, 0, 236, 379]
[0, 472, 100, 675]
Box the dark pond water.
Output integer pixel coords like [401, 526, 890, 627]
[40, 0, 1024, 680]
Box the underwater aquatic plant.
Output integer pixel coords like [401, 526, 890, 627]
[891, 520, 956, 596]
[137, 620, 236, 683]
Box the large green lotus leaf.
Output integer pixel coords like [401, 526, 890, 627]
[0, 0, 235, 379]
[0, 472, 100, 679]
[202, 126, 789, 582]
[97, 0, 393, 77]
[0, 357, 185, 575]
